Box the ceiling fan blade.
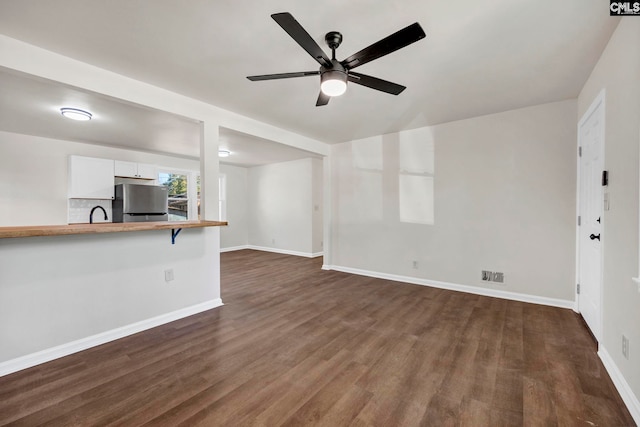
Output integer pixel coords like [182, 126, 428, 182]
[247, 71, 319, 81]
[316, 91, 330, 106]
[271, 13, 332, 68]
[341, 22, 426, 70]
[348, 72, 406, 95]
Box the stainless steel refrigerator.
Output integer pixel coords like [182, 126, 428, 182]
[112, 184, 168, 222]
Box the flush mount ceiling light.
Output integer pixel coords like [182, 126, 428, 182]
[218, 149, 231, 158]
[60, 108, 92, 121]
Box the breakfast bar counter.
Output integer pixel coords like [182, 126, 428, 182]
[0, 220, 228, 239]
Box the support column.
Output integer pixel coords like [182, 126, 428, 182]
[200, 121, 220, 220]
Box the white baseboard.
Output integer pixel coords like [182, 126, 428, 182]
[220, 245, 250, 253]
[0, 298, 224, 377]
[323, 265, 574, 309]
[598, 346, 640, 425]
[220, 245, 323, 258]
[247, 245, 323, 258]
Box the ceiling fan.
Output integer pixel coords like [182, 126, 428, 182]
[247, 12, 426, 106]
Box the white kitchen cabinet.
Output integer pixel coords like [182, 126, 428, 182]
[136, 163, 157, 179]
[68, 155, 115, 199]
[114, 160, 157, 179]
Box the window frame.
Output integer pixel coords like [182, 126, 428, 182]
[157, 168, 199, 221]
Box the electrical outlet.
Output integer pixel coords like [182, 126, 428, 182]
[482, 270, 505, 283]
[164, 269, 174, 282]
[271, 238, 275, 245]
[622, 335, 629, 359]
[412, 260, 418, 269]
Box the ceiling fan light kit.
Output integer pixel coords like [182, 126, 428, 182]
[247, 12, 426, 106]
[320, 68, 347, 97]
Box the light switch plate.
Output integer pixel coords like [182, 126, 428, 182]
[604, 192, 610, 211]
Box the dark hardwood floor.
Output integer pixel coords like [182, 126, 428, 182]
[0, 249, 635, 426]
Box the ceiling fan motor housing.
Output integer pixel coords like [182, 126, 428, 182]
[325, 31, 343, 51]
[321, 59, 346, 75]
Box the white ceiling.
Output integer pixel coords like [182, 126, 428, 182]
[218, 127, 322, 167]
[0, 67, 320, 166]
[0, 1, 619, 145]
[0, 68, 202, 158]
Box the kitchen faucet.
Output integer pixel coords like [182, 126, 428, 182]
[89, 205, 108, 224]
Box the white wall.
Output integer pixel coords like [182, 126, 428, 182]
[0, 131, 199, 226]
[220, 163, 248, 249]
[578, 18, 640, 420]
[248, 158, 314, 255]
[0, 33, 328, 375]
[329, 100, 577, 303]
[0, 131, 222, 368]
[312, 158, 324, 254]
[220, 159, 323, 257]
[0, 227, 220, 363]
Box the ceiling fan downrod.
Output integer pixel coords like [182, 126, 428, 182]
[325, 31, 342, 61]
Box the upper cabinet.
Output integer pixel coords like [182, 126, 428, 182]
[68, 156, 115, 199]
[114, 160, 157, 180]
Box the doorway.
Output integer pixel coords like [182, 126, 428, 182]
[577, 90, 605, 341]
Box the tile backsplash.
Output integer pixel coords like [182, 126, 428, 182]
[68, 199, 113, 224]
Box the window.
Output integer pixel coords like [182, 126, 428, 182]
[158, 170, 199, 221]
[158, 170, 223, 221]
[196, 174, 201, 220]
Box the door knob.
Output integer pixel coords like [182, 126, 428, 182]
[590, 233, 600, 241]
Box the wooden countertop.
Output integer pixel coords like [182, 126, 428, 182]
[0, 220, 227, 239]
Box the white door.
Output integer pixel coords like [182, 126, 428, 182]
[578, 92, 605, 341]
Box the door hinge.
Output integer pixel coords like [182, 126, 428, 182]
[577, 283, 580, 294]
[578, 146, 582, 157]
[578, 216, 581, 226]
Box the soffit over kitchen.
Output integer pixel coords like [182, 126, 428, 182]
[0, 68, 320, 167]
